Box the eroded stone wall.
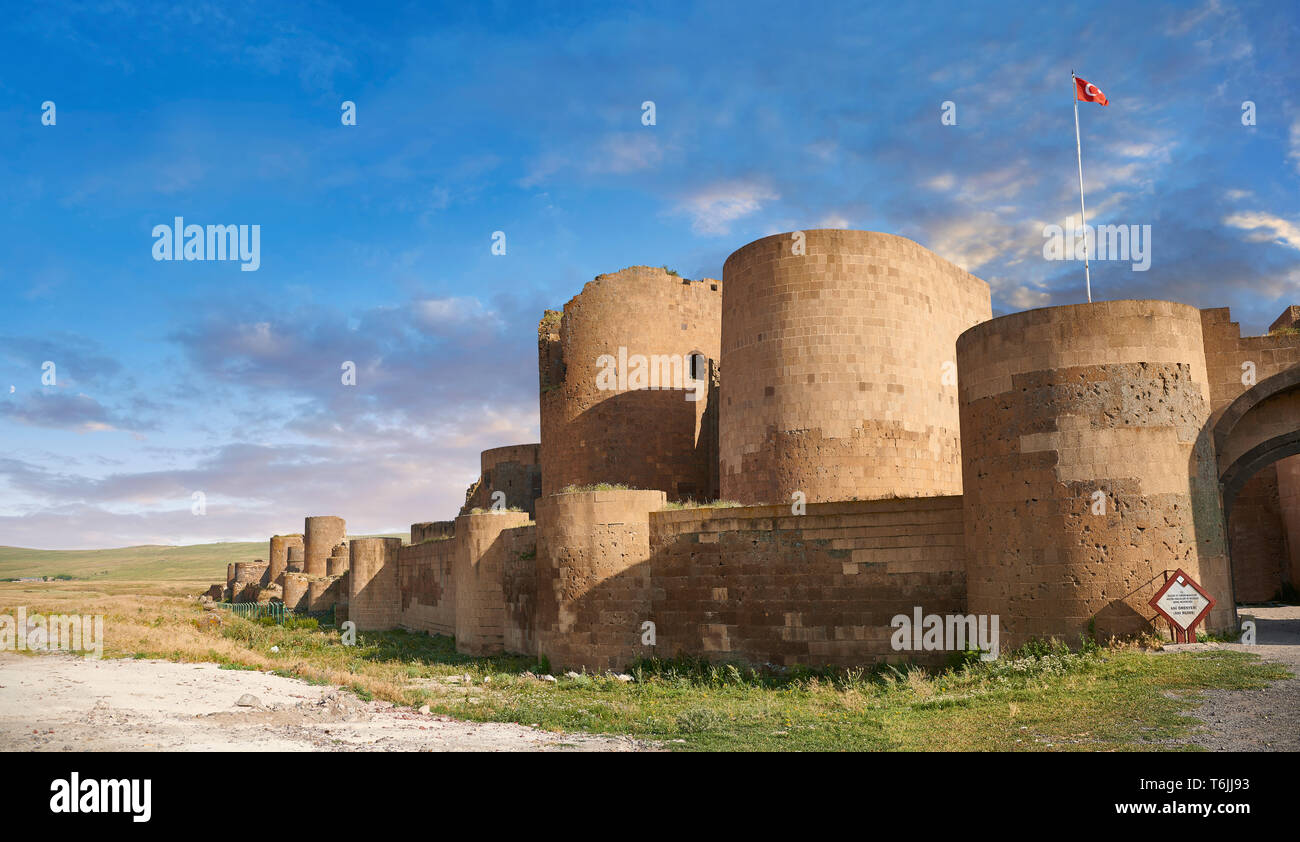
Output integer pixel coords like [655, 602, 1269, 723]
[410, 521, 454, 544]
[958, 300, 1233, 647]
[398, 517, 538, 654]
[282, 573, 309, 611]
[502, 531, 539, 656]
[534, 490, 666, 671]
[398, 537, 458, 636]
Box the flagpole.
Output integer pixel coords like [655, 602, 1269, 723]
[1072, 70, 1092, 303]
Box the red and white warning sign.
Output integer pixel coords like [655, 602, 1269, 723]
[1148, 568, 1216, 643]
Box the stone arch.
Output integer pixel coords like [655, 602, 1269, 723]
[1214, 365, 1300, 519]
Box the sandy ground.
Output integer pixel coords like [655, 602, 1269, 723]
[0, 654, 657, 752]
[1164, 604, 1300, 752]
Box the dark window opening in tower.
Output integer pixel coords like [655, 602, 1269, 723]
[689, 351, 707, 382]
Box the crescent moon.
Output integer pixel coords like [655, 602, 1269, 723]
[1085, 84, 1099, 97]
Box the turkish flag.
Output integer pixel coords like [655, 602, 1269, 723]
[1075, 76, 1109, 106]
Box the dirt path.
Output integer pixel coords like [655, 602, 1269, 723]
[0, 654, 658, 752]
[1171, 605, 1300, 752]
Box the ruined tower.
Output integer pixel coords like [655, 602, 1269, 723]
[538, 266, 721, 501]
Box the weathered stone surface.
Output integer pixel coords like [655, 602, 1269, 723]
[539, 266, 721, 502]
[957, 300, 1233, 646]
[720, 230, 990, 505]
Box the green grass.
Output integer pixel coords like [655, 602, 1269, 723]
[7, 579, 1290, 751]
[165, 612, 1297, 751]
[559, 483, 631, 493]
[659, 499, 745, 511]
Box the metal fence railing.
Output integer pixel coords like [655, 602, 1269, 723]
[214, 602, 336, 626]
[216, 601, 287, 623]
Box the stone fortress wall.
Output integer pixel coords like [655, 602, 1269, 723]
[956, 300, 1232, 647]
[213, 229, 1300, 671]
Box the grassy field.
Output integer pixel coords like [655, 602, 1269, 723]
[0, 534, 407, 583]
[1, 579, 1289, 751]
[0, 542, 262, 582]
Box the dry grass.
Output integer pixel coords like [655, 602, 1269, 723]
[2, 579, 1289, 752]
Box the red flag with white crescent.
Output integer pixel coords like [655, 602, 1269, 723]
[1074, 76, 1109, 106]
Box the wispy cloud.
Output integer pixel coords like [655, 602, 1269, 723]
[1224, 211, 1300, 251]
[674, 180, 779, 236]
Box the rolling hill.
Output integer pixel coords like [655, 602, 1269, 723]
[0, 534, 408, 583]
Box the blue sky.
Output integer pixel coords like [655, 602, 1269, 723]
[2, 0, 1298, 548]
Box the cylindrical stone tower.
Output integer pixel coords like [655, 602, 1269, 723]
[233, 561, 266, 586]
[307, 578, 338, 613]
[720, 230, 991, 504]
[348, 537, 402, 631]
[286, 545, 304, 573]
[303, 516, 345, 577]
[282, 573, 309, 612]
[336, 571, 350, 613]
[454, 510, 533, 655]
[268, 534, 303, 584]
[326, 548, 349, 577]
[460, 444, 544, 517]
[957, 300, 1234, 647]
[534, 489, 666, 671]
[539, 266, 722, 502]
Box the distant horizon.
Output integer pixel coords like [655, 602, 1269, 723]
[1, 531, 413, 554]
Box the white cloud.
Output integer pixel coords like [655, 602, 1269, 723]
[930, 163, 1036, 205]
[1166, 0, 1224, 36]
[674, 179, 778, 236]
[925, 173, 956, 192]
[923, 211, 1026, 273]
[1008, 285, 1053, 310]
[231, 322, 280, 356]
[1107, 142, 1175, 164]
[1223, 211, 1300, 252]
[412, 296, 500, 330]
[588, 133, 663, 174]
[520, 133, 665, 188]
